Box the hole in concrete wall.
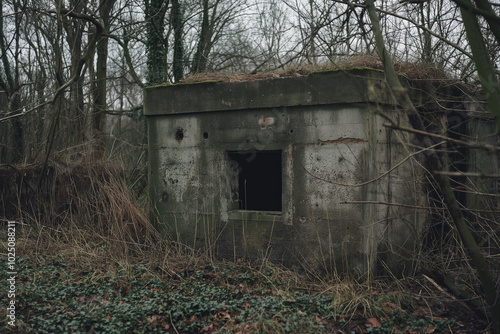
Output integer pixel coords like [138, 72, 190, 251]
[290, 129, 294, 134]
[203, 132, 209, 139]
[175, 128, 184, 142]
[227, 150, 282, 212]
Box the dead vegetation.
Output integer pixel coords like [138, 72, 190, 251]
[0, 159, 161, 266]
[176, 54, 454, 85]
[0, 158, 493, 333]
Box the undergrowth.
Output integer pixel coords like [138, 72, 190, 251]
[0, 252, 463, 334]
[0, 159, 488, 333]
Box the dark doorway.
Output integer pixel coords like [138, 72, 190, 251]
[227, 150, 282, 211]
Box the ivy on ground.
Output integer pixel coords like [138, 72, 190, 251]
[0, 257, 463, 333]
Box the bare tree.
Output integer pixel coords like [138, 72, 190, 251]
[0, 0, 24, 162]
[91, 0, 117, 156]
[145, 0, 168, 85]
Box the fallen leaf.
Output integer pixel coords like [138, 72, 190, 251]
[241, 302, 251, 308]
[147, 315, 160, 322]
[184, 315, 198, 324]
[147, 315, 161, 327]
[366, 316, 382, 328]
[218, 311, 231, 319]
[201, 324, 214, 332]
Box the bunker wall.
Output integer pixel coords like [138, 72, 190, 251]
[145, 69, 428, 274]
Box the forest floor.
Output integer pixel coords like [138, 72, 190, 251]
[0, 160, 495, 333]
[0, 243, 490, 334]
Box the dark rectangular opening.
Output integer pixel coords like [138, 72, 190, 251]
[227, 150, 282, 212]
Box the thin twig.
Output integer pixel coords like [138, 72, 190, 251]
[384, 123, 500, 153]
[340, 200, 438, 210]
[341, 200, 500, 213]
[303, 141, 445, 187]
[422, 274, 475, 313]
[435, 171, 500, 178]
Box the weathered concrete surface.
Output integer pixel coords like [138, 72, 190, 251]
[145, 69, 429, 275]
[144, 69, 394, 115]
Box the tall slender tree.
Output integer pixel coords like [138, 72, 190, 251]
[0, 0, 23, 162]
[92, 0, 117, 156]
[171, 0, 184, 83]
[145, 0, 168, 85]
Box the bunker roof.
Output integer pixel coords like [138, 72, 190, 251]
[143, 67, 477, 117]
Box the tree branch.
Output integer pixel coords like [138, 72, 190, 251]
[383, 123, 500, 153]
[455, 0, 500, 131]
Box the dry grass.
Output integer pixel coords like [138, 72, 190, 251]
[1, 158, 169, 271]
[176, 53, 453, 85]
[1, 158, 274, 278]
[0, 155, 495, 331]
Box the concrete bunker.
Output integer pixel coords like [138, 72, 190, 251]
[143, 68, 494, 275]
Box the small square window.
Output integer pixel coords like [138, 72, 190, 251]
[227, 150, 282, 212]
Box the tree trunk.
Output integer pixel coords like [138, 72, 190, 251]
[91, 0, 116, 158]
[0, 0, 23, 162]
[62, 0, 86, 149]
[171, 0, 184, 83]
[192, 0, 210, 73]
[454, 0, 500, 132]
[146, 0, 168, 85]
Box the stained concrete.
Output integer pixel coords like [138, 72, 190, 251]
[143, 69, 437, 275]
